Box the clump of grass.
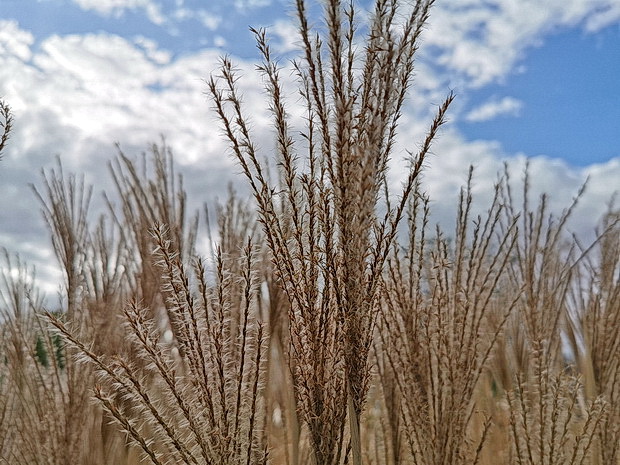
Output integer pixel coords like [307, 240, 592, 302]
[567, 205, 620, 464]
[32, 157, 93, 319]
[107, 141, 198, 322]
[29, 159, 135, 464]
[208, 1, 452, 463]
[48, 224, 269, 465]
[0, 250, 98, 464]
[491, 165, 610, 465]
[376, 169, 520, 464]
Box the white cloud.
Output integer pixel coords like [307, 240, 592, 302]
[72, 1, 226, 32]
[173, 8, 222, 30]
[213, 36, 227, 48]
[271, 19, 299, 54]
[71, 0, 165, 25]
[132, 36, 171, 64]
[387, 127, 619, 241]
[0, 27, 252, 290]
[465, 96, 523, 122]
[424, 0, 620, 87]
[234, 0, 273, 10]
[584, 4, 620, 31]
[0, 20, 34, 62]
[197, 11, 222, 30]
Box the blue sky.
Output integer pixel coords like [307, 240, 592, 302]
[461, 26, 620, 165]
[0, 0, 619, 292]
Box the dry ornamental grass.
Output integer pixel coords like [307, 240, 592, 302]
[1, 2, 619, 465]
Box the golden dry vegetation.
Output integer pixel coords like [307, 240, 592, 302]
[1, 1, 619, 464]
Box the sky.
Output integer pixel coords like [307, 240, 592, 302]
[0, 0, 619, 294]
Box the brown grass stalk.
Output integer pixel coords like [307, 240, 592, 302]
[0, 99, 12, 157]
[208, 2, 451, 463]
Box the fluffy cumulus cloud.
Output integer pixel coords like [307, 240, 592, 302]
[0, 20, 34, 61]
[1, 27, 248, 172]
[71, 0, 166, 24]
[0, 21, 263, 291]
[234, 0, 273, 10]
[424, 0, 620, 87]
[465, 96, 523, 122]
[271, 19, 300, 53]
[386, 126, 619, 243]
[71, 0, 227, 33]
[584, 3, 620, 31]
[172, 8, 222, 30]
